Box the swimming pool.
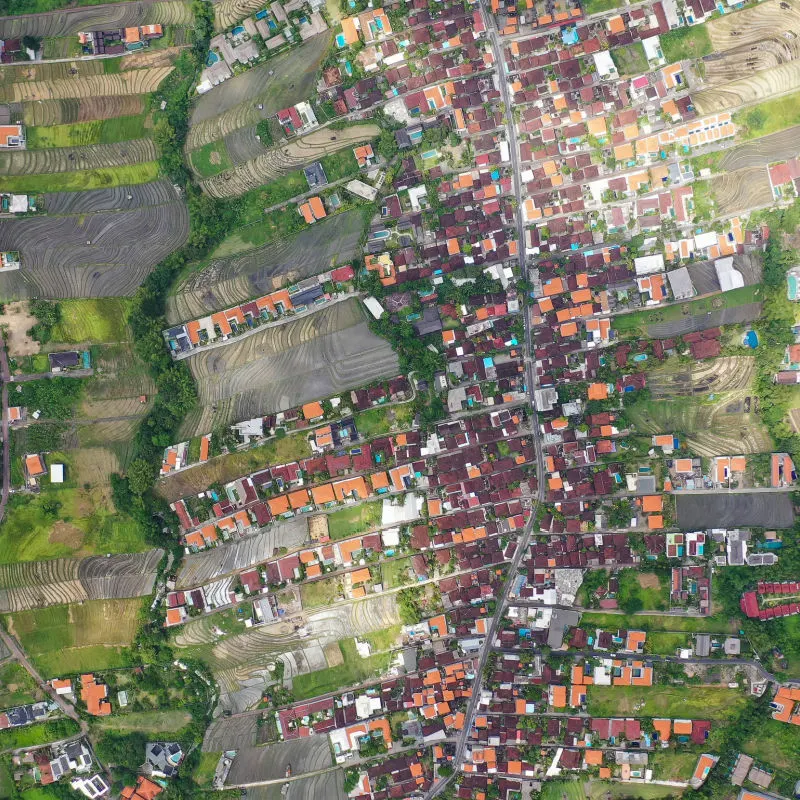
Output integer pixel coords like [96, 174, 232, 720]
[421, 149, 437, 159]
[370, 230, 390, 240]
[256, 8, 267, 18]
[744, 330, 759, 348]
[789, 274, 798, 300]
[206, 51, 220, 66]
[232, 25, 245, 35]
[336, 32, 347, 47]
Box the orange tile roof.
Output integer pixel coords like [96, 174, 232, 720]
[311, 483, 336, 505]
[267, 494, 291, 515]
[302, 401, 324, 420]
[25, 454, 45, 476]
[81, 675, 111, 716]
[309, 196, 327, 219]
[641, 495, 663, 513]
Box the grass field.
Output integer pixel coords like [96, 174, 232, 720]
[291, 638, 392, 700]
[580, 611, 737, 633]
[0, 662, 40, 707]
[5, 598, 143, 677]
[611, 42, 648, 75]
[327, 502, 383, 541]
[92, 709, 192, 734]
[614, 285, 762, 336]
[190, 140, 233, 178]
[355, 404, 416, 439]
[0, 718, 80, 750]
[300, 577, 341, 609]
[194, 751, 222, 787]
[650, 749, 704, 782]
[580, 0, 625, 13]
[743, 718, 800, 776]
[50, 298, 131, 344]
[380, 557, 412, 589]
[0, 162, 159, 193]
[734, 89, 800, 139]
[26, 115, 150, 149]
[646, 632, 692, 655]
[587, 685, 746, 720]
[541, 781, 682, 800]
[362, 624, 401, 652]
[660, 25, 713, 62]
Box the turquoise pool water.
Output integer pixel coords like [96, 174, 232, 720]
[789, 274, 798, 299]
[256, 9, 267, 18]
[232, 24, 245, 35]
[206, 51, 219, 66]
[421, 149, 437, 159]
[336, 32, 347, 47]
[371, 230, 390, 240]
[744, 330, 759, 348]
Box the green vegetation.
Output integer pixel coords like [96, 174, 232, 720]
[617, 569, 669, 613]
[362, 624, 401, 652]
[742, 718, 800, 793]
[735, 90, 800, 139]
[327, 501, 382, 540]
[50, 299, 131, 344]
[397, 587, 425, 624]
[587, 685, 746, 720]
[355, 403, 416, 438]
[646, 631, 691, 655]
[579, 611, 737, 633]
[292, 639, 392, 700]
[541, 781, 681, 800]
[579, 0, 625, 14]
[27, 300, 61, 345]
[690, 179, 714, 222]
[189, 141, 233, 178]
[611, 42, 648, 76]
[650, 749, 703, 782]
[660, 24, 712, 62]
[614, 285, 762, 337]
[193, 751, 221, 787]
[300, 577, 341, 608]
[26, 115, 149, 149]
[0, 662, 40, 708]
[0, 718, 80, 750]
[92, 709, 192, 734]
[380, 557, 412, 589]
[0, 163, 160, 194]
[15, 377, 83, 419]
[0, 0, 126, 12]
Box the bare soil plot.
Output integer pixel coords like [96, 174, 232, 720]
[0, 139, 157, 175]
[213, 0, 265, 30]
[183, 299, 399, 430]
[120, 46, 183, 71]
[23, 96, 147, 127]
[72, 448, 122, 487]
[706, 0, 800, 54]
[225, 737, 332, 785]
[175, 520, 308, 588]
[646, 356, 756, 399]
[692, 60, 800, 115]
[0, 0, 191, 38]
[186, 36, 330, 147]
[789, 407, 800, 433]
[718, 125, 800, 171]
[711, 166, 773, 216]
[2, 67, 174, 102]
[166, 209, 367, 323]
[0, 184, 188, 299]
[201, 124, 380, 197]
[0, 301, 39, 357]
[701, 37, 800, 86]
[677, 493, 794, 528]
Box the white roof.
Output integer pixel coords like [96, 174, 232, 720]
[715, 256, 744, 291]
[363, 296, 385, 319]
[50, 464, 64, 483]
[634, 254, 665, 275]
[694, 231, 718, 250]
[593, 50, 616, 78]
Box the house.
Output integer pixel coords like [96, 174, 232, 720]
[0, 124, 24, 148]
[48, 351, 80, 371]
[121, 776, 163, 800]
[80, 674, 110, 716]
[689, 754, 718, 788]
[70, 774, 110, 799]
[145, 742, 184, 778]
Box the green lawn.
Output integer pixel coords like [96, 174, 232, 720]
[579, 611, 737, 633]
[611, 42, 649, 76]
[651, 749, 704, 782]
[211, 205, 306, 257]
[580, 0, 625, 14]
[26, 115, 149, 149]
[0, 662, 40, 707]
[613, 285, 762, 337]
[660, 25, 712, 62]
[587, 685, 746, 720]
[541, 781, 682, 800]
[646, 632, 691, 655]
[42, 36, 83, 59]
[0, 718, 80, 750]
[734, 89, 800, 140]
[92, 709, 192, 735]
[300, 577, 341, 609]
[0, 163, 159, 193]
[355, 404, 416, 439]
[380, 557, 412, 589]
[194, 751, 222, 787]
[291, 639, 392, 700]
[190, 141, 233, 178]
[327, 501, 382, 540]
[363, 624, 401, 652]
[49, 299, 131, 344]
[617, 569, 669, 611]
[690, 179, 715, 222]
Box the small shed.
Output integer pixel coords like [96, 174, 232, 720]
[50, 464, 64, 483]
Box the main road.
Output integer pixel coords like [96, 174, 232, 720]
[424, 6, 545, 796]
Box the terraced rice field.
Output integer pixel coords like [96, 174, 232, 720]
[177, 594, 399, 713]
[0, 139, 157, 175]
[176, 520, 309, 589]
[701, 37, 800, 86]
[23, 96, 147, 127]
[186, 37, 330, 149]
[225, 737, 333, 785]
[692, 60, 800, 115]
[647, 356, 756, 399]
[201, 125, 380, 197]
[711, 166, 773, 216]
[0, 550, 162, 612]
[0, 179, 188, 298]
[212, 0, 265, 30]
[245, 772, 347, 800]
[717, 126, 800, 171]
[627, 394, 773, 456]
[182, 299, 399, 433]
[166, 209, 367, 323]
[120, 46, 183, 71]
[1, 67, 174, 102]
[0, 0, 192, 38]
[706, 0, 800, 53]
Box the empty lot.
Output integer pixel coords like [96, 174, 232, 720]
[676, 492, 794, 528]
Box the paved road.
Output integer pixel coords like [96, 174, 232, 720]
[10, 368, 93, 382]
[0, 329, 9, 525]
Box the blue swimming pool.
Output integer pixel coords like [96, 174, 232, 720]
[206, 51, 220, 66]
[336, 32, 347, 47]
[744, 330, 759, 348]
[371, 230, 390, 240]
[232, 24, 245, 35]
[421, 149, 437, 160]
[256, 8, 267, 18]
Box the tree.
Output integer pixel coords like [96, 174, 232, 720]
[127, 459, 156, 496]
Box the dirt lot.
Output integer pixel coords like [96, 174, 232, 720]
[676, 492, 794, 528]
[638, 573, 661, 590]
[0, 302, 39, 357]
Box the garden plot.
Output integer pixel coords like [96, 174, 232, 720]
[645, 356, 756, 399]
[184, 299, 398, 429]
[626, 392, 773, 456]
[0, 188, 188, 299]
[213, 0, 265, 31]
[175, 520, 308, 589]
[718, 125, 800, 171]
[692, 60, 800, 115]
[711, 166, 773, 216]
[23, 96, 147, 127]
[0, 139, 156, 176]
[2, 67, 174, 102]
[201, 125, 380, 197]
[225, 737, 332, 785]
[166, 209, 366, 323]
[706, 0, 800, 54]
[0, 0, 191, 38]
[677, 493, 794, 528]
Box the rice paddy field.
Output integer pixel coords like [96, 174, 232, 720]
[710, 166, 774, 216]
[3, 597, 145, 676]
[23, 96, 148, 127]
[714, 124, 800, 170]
[541, 782, 682, 800]
[25, 114, 152, 149]
[179, 298, 399, 437]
